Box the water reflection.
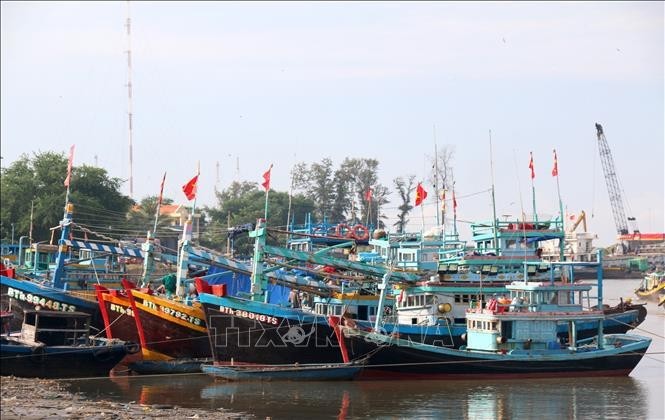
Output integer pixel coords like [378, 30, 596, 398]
[64, 370, 651, 418]
[196, 377, 648, 419]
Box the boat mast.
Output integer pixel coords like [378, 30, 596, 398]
[489, 130, 499, 254]
[125, 1, 134, 198]
[433, 124, 441, 231]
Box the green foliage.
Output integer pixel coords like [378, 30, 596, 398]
[291, 157, 389, 227]
[125, 195, 176, 238]
[0, 151, 133, 242]
[202, 181, 315, 256]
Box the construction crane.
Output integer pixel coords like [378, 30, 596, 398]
[595, 123, 639, 236]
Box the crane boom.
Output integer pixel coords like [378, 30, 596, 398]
[595, 123, 638, 235]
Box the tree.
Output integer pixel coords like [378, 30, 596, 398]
[126, 195, 175, 238]
[290, 158, 336, 222]
[1, 151, 133, 242]
[203, 181, 316, 256]
[337, 158, 388, 227]
[393, 175, 416, 233]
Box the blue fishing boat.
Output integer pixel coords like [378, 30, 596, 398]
[0, 204, 162, 334]
[338, 269, 652, 379]
[0, 309, 139, 378]
[201, 361, 363, 381]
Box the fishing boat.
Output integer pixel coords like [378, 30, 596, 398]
[0, 204, 165, 334]
[337, 267, 652, 379]
[634, 271, 665, 302]
[201, 361, 363, 381]
[198, 218, 419, 366]
[0, 309, 139, 378]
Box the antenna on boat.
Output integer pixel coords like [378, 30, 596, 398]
[489, 130, 499, 254]
[286, 159, 296, 245]
[512, 149, 529, 280]
[529, 152, 538, 225]
[125, 0, 134, 198]
[433, 124, 441, 230]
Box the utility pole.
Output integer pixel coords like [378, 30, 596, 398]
[126, 1, 134, 198]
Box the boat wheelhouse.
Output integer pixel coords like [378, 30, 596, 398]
[437, 216, 565, 282]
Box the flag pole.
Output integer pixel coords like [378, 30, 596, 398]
[263, 164, 273, 221]
[452, 182, 458, 237]
[192, 162, 200, 217]
[553, 149, 565, 260]
[153, 172, 166, 234]
[530, 152, 538, 225]
[365, 188, 371, 227]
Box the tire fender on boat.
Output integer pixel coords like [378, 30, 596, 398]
[124, 341, 141, 354]
[352, 225, 369, 241]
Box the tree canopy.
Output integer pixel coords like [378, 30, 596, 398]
[1, 151, 133, 242]
[202, 181, 316, 256]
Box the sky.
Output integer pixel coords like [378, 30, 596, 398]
[1, 1, 663, 247]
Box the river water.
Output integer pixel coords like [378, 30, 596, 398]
[65, 278, 664, 419]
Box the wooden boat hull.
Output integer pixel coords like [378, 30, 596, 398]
[341, 329, 650, 379]
[200, 296, 344, 365]
[0, 338, 139, 378]
[348, 301, 645, 349]
[127, 289, 210, 360]
[201, 363, 361, 381]
[95, 285, 140, 343]
[128, 359, 205, 374]
[1, 275, 103, 333]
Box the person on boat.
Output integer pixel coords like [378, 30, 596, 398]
[185, 283, 199, 306]
[288, 289, 301, 308]
[509, 296, 520, 312]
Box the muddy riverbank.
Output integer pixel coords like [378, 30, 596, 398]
[1, 376, 243, 419]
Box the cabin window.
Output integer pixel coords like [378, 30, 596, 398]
[411, 318, 418, 325]
[425, 295, 434, 306]
[358, 305, 368, 321]
[502, 321, 513, 338]
[369, 307, 376, 316]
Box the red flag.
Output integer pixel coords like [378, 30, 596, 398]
[453, 189, 458, 210]
[441, 190, 446, 211]
[64, 145, 75, 187]
[182, 174, 199, 201]
[365, 188, 373, 202]
[528, 152, 535, 179]
[551, 149, 558, 177]
[415, 183, 428, 206]
[261, 164, 273, 191]
[157, 172, 167, 207]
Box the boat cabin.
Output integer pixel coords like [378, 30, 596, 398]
[367, 231, 462, 272]
[309, 291, 390, 323]
[395, 285, 507, 326]
[17, 310, 92, 347]
[463, 281, 603, 353]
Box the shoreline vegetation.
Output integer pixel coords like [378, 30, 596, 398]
[0, 376, 239, 419]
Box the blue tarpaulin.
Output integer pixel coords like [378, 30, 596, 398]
[206, 266, 290, 305]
